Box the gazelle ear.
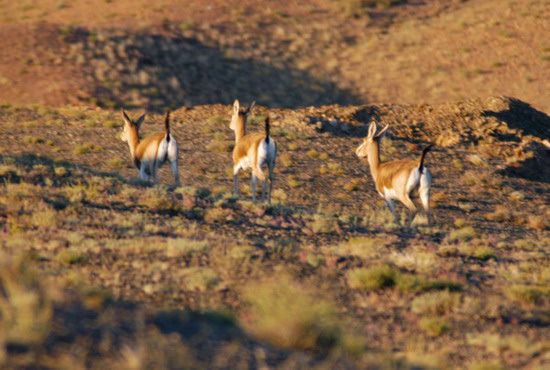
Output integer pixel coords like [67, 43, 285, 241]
[136, 114, 146, 130]
[247, 101, 256, 114]
[122, 109, 132, 126]
[367, 122, 377, 138]
[233, 99, 240, 114]
[376, 124, 389, 138]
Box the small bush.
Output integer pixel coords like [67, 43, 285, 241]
[166, 238, 209, 257]
[54, 166, 68, 177]
[411, 291, 461, 315]
[505, 285, 549, 306]
[343, 178, 361, 192]
[74, 143, 102, 154]
[0, 254, 53, 346]
[31, 209, 60, 229]
[23, 136, 45, 144]
[347, 265, 397, 291]
[107, 159, 125, 169]
[419, 317, 450, 337]
[473, 246, 498, 261]
[287, 175, 300, 188]
[332, 235, 396, 259]
[181, 267, 220, 292]
[448, 226, 477, 242]
[55, 249, 87, 265]
[139, 186, 178, 211]
[208, 115, 226, 125]
[311, 213, 339, 234]
[242, 274, 341, 350]
[527, 215, 548, 231]
[280, 153, 293, 167]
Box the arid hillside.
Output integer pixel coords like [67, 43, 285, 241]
[0, 0, 549, 112]
[0, 96, 549, 368]
[0, 0, 549, 369]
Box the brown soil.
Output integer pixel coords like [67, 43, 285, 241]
[0, 0, 549, 112]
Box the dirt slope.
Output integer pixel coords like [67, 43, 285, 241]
[0, 0, 549, 112]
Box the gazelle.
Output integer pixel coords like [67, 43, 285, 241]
[121, 109, 179, 184]
[356, 122, 433, 227]
[230, 100, 277, 203]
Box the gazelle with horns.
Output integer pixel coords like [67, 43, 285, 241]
[230, 100, 277, 203]
[121, 109, 179, 184]
[356, 122, 433, 227]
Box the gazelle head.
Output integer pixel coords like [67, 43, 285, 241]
[230, 99, 255, 131]
[120, 109, 145, 143]
[356, 122, 389, 158]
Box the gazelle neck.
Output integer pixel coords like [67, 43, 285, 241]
[126, 127, 140, 159]
[234, 116, 246, 143]
[367, 140, 381, 182]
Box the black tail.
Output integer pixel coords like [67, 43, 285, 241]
[418, 144, 434, 174]
[264, 117, 270, 144]
[164, 111, 171, 143]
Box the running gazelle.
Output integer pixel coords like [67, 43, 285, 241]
[121, 109, 179, 184]
[230, 100, 276, 203]
[356, 122, 433, 227]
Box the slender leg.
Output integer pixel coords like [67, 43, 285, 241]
[267, 159, 275, 204]
[401, 195, 418, 228]
[251, 173, 257, 202]
[171, 159, 179, 185]
[139, 164, 148, 181]
[419, 171, 432, 225]
[151, 164, 158, 183]
[261, 179, 267, 203]
[268, 175, 273, 204]
[384, 197, 400, 226]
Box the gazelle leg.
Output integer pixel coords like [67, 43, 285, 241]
[401, 195, 418, 228]
[233, 167, 240, 196]
[171, 159, 179, 185]
[419, 172, 432, 225]
[384, 197, 400, 226]
[251, 173, 257, 202]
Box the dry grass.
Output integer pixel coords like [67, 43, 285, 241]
[241, 274, 342, 351]
[0, 100, 549, 368]
[0, 254, 54, 347]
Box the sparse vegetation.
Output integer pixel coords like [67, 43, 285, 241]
[242, 275, 342, 351]
[1, 0, 550, 364]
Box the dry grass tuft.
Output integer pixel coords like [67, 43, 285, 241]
[166, 238, 209, 257]
[419, 317, 450, 337]
[505, 285, 549, 307]
[347, 265, 397, 291]
[311, 212, 340, 234]
[448, 226, 477, 242]
[0, 253, 54, 347]
[411, 291, 461, 315]
[242, 274, 342, 351]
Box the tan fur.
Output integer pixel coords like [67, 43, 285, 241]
[356, 122, 432, 227]
[230, 100, 276, 203]
[233, 132, 265, 179]
[135, 132, 166, 162]
[121, 110, 179, 184]
[376, 159, 420, 193]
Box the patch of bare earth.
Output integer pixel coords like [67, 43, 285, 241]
[0, 0, 549, 112]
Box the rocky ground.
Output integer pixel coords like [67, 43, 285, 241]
[0, 0, 549, 368]
[0, 96, 549, 368]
